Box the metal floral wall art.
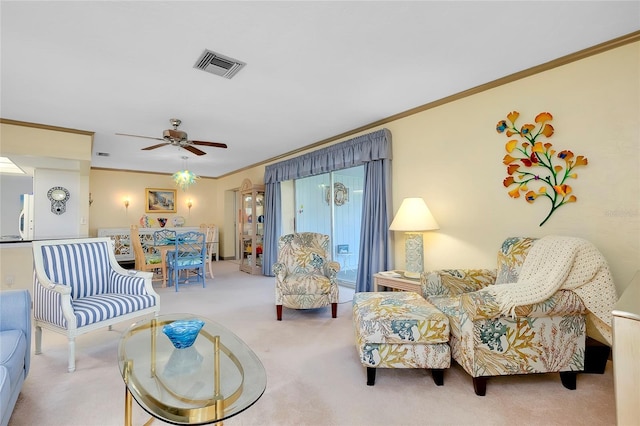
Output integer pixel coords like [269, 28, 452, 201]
[496, 111, 588, 226]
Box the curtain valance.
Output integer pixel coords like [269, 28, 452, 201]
[264, 128, 391, 183]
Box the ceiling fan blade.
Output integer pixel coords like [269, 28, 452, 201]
[183, 145, 207, 156]
[116, 133, 164, 142]
[142, 143, 170, 151]
[191, 140, 228, 149]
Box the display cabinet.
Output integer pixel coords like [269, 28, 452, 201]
[238, 178, 265, 275]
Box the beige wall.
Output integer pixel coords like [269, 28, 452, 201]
[89, 169, 218, 231]
[0, 245, 32, 292]
[383, 41, 639, 295]
[0, 121, 93, 160]
[89, 167, 267, 259]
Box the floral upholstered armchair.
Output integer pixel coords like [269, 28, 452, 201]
[273, 233, 340, 320]
[421, 236, 616, 396]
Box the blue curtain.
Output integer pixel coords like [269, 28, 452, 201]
[263, 129, 393, 291]
[355, 158, 393, 292]
[261, 182, 281, 275]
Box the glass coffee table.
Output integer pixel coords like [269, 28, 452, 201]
[118, 314, 266, 425]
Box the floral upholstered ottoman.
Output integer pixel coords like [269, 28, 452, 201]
[352, 291, 450, 386]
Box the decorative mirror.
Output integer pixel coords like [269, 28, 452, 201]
[325, 182, 349, 206]
[47, 186, 70, 215]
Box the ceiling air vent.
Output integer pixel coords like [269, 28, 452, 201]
[194, 49, 246, 79]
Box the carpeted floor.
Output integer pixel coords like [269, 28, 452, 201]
[9, 261, 616, 425]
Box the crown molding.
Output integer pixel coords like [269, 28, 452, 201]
[0, 118, 95, 137]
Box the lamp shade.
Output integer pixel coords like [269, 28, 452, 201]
[389, 198, 440, 231]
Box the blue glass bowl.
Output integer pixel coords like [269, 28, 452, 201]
[162, 319, 205, 349]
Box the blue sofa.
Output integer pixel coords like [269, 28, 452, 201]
[0, 289, 31, 426]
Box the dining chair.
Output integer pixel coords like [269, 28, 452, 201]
[130, 225, 163, 282]
[152, 229, 177, 287]
[165, 231, 207, 291]
[199, 224, 219, 278]
[153, 229, 177, 246]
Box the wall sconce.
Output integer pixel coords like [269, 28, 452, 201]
[187, 199, 193, 212]
[123, 198, 130, 211]
[89, 193, 94, 207]
[389, 197, 440, 278]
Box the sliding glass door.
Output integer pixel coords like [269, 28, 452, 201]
[294, 174, 331, 235]
[294, 166, 364, 287]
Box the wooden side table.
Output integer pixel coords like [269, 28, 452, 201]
[373, 272, 421, 293]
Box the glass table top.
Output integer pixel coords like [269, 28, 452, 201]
[118, 314, 267, 425]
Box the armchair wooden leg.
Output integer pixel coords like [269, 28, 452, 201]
[431, 369, 444, 386]
[331, 302, 337, 318]
[366, 367, 376, 386]
[473, 377, 487, 396]
[276, 304, 283, 321]
[560, 371, 577, 390]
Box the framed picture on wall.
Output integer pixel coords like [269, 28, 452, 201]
[145, 188, 177, 213]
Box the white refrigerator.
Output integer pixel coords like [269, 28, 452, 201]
[18, 194, 34, 240]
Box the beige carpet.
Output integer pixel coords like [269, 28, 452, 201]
[10, 261, 615, 426]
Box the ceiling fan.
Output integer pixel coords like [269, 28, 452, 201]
[116, 118, 227, 156]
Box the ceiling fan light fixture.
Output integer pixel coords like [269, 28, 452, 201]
[173, 156, 198, 191]
[163, 129, 188, 143]
[116, 118, 228, 156]
[173, 169, 198, 191]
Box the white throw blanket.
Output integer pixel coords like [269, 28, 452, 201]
[487, 235, 618, 345]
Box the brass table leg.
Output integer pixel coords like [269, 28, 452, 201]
[214, 336, 224, 425]
[124, 360, 133, 426]
[125, 358, 156, 426]
[151, 318, 157, 376]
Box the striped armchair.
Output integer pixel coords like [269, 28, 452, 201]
[33, 238, 160, 372]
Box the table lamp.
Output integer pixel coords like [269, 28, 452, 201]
[389, 197, 440, 279]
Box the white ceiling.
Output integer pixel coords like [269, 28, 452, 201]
[2, 1, 639, 178]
